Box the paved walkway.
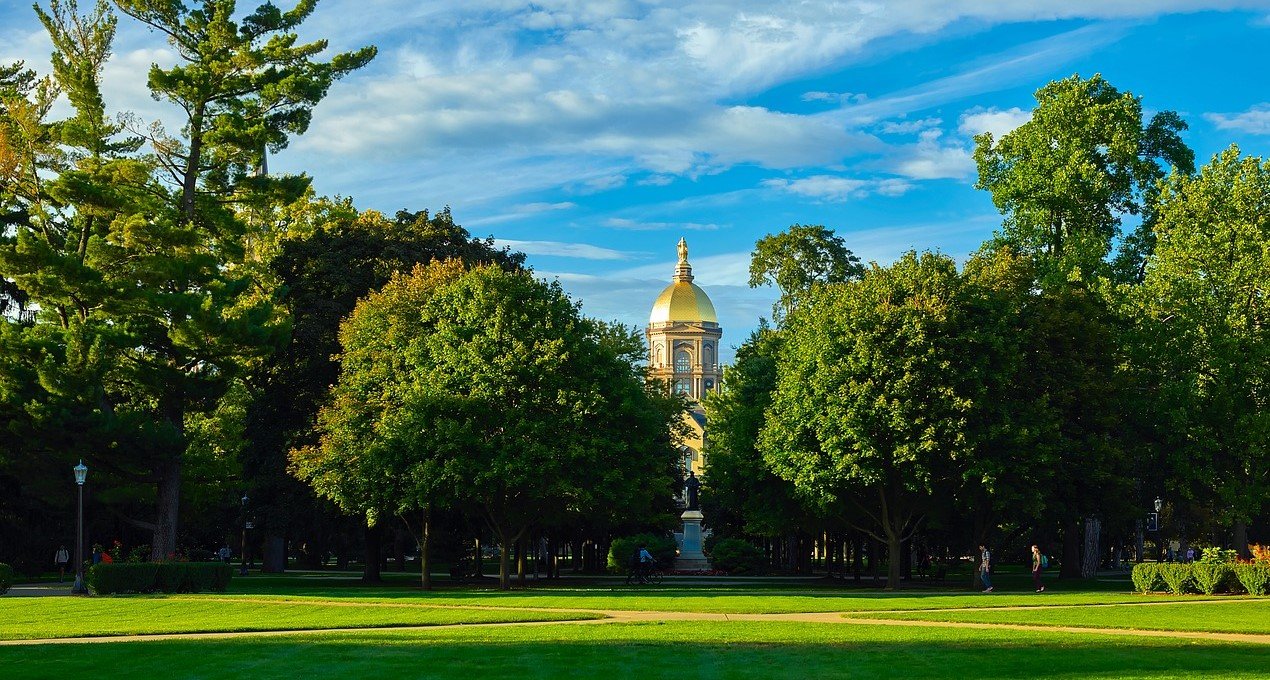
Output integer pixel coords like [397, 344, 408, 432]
[3, 602, 1268, 647]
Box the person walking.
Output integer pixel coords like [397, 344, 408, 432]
[1031, 544, 1046, 593]
[978, 544, 993, 593]
[54, 545, 69, 583]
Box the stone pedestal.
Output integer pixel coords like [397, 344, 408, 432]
[674, 509, 711, 570]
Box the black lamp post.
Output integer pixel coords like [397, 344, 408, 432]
[240, 494, 250, 576]
[1153, 496, 1164, 560]
[71, 460, 88, 595]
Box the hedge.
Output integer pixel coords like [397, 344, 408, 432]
[1236, 564, 1270, 596]
[87, 562, 232, 595]
[607, 533, 678, 572]
[708, 538, 765, 575]
[0, 563, 13, 595]
[1131, 563, 1160, 593]
[1131, 562, 1270, 596]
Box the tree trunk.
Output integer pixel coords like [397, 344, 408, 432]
[884, 530, 903, 590]
[1081, 517, 1101, 578]
[516, 537, 526, 585]
[152, 456, 181, 560]
[362, 521, 382, 583]
[1234, 520, 1250, 559]
[419, 507, 432, 591]
[851, 535, 862, 581]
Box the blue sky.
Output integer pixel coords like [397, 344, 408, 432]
[3, 1, 1270, 362]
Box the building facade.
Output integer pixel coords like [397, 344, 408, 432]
[646, 238, 721, 477]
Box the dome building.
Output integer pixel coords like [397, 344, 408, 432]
[647, 238, 721, 477]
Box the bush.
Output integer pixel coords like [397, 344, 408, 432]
[1234, 563, 1270, 596]
[1198, 547, 1238, 565]
[0, 563, 13, 595]
[1131, 563, 1160, 593]
[1158, 563, 1193, 595]
[1191, 563, 1233, 595]
[708, 538, 765, 575]
[607, 533, 678, 572]
[88, 562, 231, 594]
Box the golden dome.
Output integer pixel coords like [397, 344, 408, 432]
[650, 281, 717, 324]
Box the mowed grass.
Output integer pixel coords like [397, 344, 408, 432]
[211, 583, 1218, 614]
[863, 599, 1270, 634]
[0, 597, 597, 640]
[4, 621, 1268, 680]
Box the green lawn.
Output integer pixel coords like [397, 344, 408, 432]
[4, 621, 1267, 679]
[862, 599, 1270, 634]
[0, 597, 597, 640]
[209, 581, 1217, 614]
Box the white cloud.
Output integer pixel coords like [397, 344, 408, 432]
[958, 106, 1032, 139]
[496, 239, 634, 260]
[1204, 104, 1270, 135]
[602, 218, 721, 231]
[887, 129, 975, 180]
[762, 175, 914, 202]
[879, 118, 942, 134]
[637, 174, 676, 186]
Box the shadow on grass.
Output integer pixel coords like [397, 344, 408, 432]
[2, 621, 1262, 679]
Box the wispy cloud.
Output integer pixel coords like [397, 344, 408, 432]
[762, 175, 914, 202]
[496, 239, 635, 260]
[602, 218, 722, 231]
[1204, 104, 1270, 135]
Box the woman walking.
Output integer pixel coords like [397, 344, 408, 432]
[1031, 544, 1046, 593]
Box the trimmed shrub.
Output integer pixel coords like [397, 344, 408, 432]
[1131, 563, 1161, 593]
[607, 533, 678, 573]
[708, 538, 765, 575]
[0, 563, 13, 595]
[1158, 563, 1193, 595]
[88, 562, 232, 594]
[1234, 563, 1270, 596]
[1191, 563, 1233, 595]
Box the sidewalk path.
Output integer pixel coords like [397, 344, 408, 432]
[3, 604, 1268, 647]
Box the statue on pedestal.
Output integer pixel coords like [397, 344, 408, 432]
[685, 470, 700, 510]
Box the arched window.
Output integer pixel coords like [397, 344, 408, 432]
[654, 344, 663, 367]
[704, 344, 714, 370]
[675, 350, 691, 373]
[674, 379, 691, 395]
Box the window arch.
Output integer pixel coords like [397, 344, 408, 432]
[674, 379, 691, 395]
[675, 350, 691, 373]
[703, 344, 714, 370]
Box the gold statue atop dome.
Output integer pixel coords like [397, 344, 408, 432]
[677, 237, 688, 264]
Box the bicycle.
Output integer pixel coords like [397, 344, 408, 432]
[626, 561, 664, 585]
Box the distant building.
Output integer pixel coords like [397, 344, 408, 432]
[646, 238, 721, 478]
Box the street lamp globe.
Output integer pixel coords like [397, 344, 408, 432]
[1154, 497, 1163, 513]
[74, 460, 87, 485]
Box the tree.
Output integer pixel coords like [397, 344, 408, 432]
[294, 264, 682, 590]
[974, 74, 1193, 283]
[748, 224, 864, 319]
[1136, 147, 1270, 557]
[0, 0, 374, 559]
[760, 252, 979, 588]
[241, 203, 523, 576]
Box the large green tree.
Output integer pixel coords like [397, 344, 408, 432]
[974, 73, 1193, 283]
[1136, 147, 1270, 556]
[294, 264, 682, 589]
[760, 252, 981, 588]
[243, 204, 524, 575]
[748, 224, 864, 319]
[0, 0, 373, 559]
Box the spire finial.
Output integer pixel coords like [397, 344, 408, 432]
[673, 237, 694, 283]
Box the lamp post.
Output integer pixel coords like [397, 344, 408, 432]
[71, 460, 88, 595]
[1153, 496, 1164, 561]
[240, 494, 250, 576]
